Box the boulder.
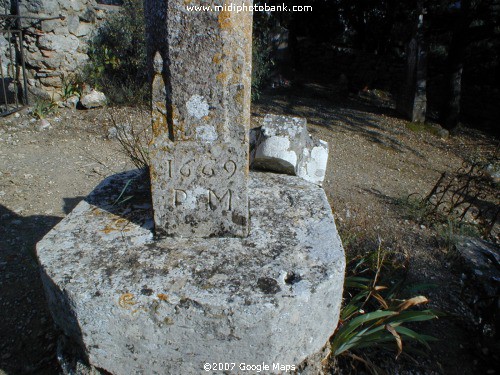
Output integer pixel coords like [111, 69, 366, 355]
[67, 15, 81, 35]
[41, 18, 68, 34]
[75, 22, 93, 37]
[37, 170, 345, 375]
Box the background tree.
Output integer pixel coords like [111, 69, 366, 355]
[426, 0, 500, 130]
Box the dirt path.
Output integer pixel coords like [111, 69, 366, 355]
[0, 108, 137, 374]
[0, 86, 498, 374]
[255, 85, 498, 373]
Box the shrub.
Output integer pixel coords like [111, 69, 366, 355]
[82, 0, 148, 105]
[251, 12, 274, 100]
[108, 109, 151, 170]
[31, 98, 57, 119]
[88, 4, 276, 172]
[84, 0, 275, 104]
[61, 74, 84, 100]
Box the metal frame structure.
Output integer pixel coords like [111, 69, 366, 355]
[0, 1, 64, 116]
[0, 0, 28, 115]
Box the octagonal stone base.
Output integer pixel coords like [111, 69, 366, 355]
[37, 170, 345, 375]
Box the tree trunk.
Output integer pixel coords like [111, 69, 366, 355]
[442, 32, 466, 129]
[397, 4, 427, 122]
[441, 1, 470, 130]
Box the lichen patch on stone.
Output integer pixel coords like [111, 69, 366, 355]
[186, 95, 209, 120]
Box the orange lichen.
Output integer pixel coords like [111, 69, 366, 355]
[218, 10, 231, 29]
[91, 207, 103, 216]
[118, 293, 137, 308]
[212, 53, 222, 64]
[102, 224, 120, 234]
[150, 165, 157, 180]
[152, 102, 168, 137]
[232, 63, 242, 75]
[157, 293, 169, 301]
[216, 72, 227, 83]
[234, 89, 244, 105]
[102, 217, 131, 234]
[202, 113, 214, 122]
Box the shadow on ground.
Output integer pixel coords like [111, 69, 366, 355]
[0, 175, 152, 374]
[0, 203, 75, 374]
[253, 83, 426, 156]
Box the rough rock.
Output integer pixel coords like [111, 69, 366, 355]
[37, 119, 51, 131]
[17, 0, 116, 99]
[41, 18, 68, 34]
[65, 52, 89, 71]
[28, 86, 52, 100]
[61, 0, 85, 12]
[63, 95, 80, 109]
[75, 22, 93, 37]
[38, 34, 80, 53]
[485, 164, 500, 184]
[40, 75, 63, 88]
[37, 170, 345, 375]
[251, 114, 329, 186]
[80, 89, 107, 109]
[67, 14, 81, 35]
[456, 237, 499, 337]
[145, 0, 252, 238]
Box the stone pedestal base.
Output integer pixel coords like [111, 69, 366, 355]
[37, 170, 345, 375]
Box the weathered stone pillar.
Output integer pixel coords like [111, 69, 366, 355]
[145, 0, 252, 238]
[36, 2, 346, 374]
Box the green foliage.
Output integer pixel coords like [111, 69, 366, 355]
[61, 74, 84, 100]
[397, 194, 481, 251]
[32, 98, 57, 119]
[435, 218, 481, 252]
[396, 194, 434, 224]
[82, 0, 148, 105]
[112, 178, 135, 206]
[330, 244, 440, 372]
[405, 122, 442, 137]
[251, 12, 274, 100]
[84, 0, 275, 103]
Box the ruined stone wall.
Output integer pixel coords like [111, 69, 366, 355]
[15, 0, 120, 100]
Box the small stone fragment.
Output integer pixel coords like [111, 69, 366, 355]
[80, 90, 107, 109]
[37, 119, 51, 131]
[250, 114, 329, 186]
[63, 95, 80, 109]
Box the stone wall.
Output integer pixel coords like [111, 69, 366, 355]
[13, 0, 119, 100]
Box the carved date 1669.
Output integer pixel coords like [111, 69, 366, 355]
[167, 159, 237, 211]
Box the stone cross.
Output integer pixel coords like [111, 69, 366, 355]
[145, 0, 252, 237]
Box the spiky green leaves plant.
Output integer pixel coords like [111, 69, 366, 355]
[332, 282, 439, 358]
[330, 243, 441, 371]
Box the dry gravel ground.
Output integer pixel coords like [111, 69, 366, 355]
[0, 84, 498, 374]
